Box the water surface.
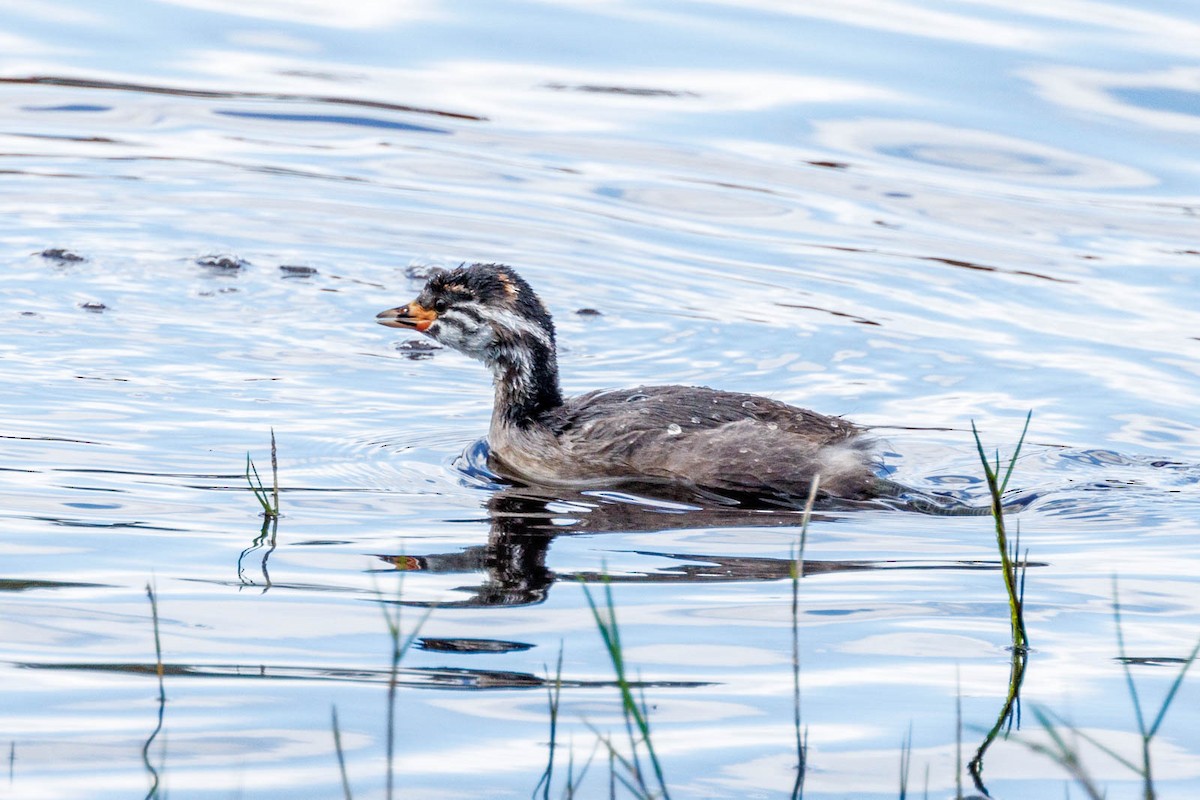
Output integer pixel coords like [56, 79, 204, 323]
[2, 1, 1200, 798]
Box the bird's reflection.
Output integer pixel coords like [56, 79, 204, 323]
[374, 486, 1005, 608]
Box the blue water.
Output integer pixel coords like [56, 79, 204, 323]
[2, 1, 1200, 798]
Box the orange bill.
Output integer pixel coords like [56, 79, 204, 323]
[376, 301, 437, 332]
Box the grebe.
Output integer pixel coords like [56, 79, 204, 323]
[377, 264, 879, 502]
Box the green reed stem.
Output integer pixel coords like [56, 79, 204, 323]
[581, 576, 670, 800]
[971, 411, 1032, 653]
[269, 427, 279, 514]
[246, 429, 280, 518]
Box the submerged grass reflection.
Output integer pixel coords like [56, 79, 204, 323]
[968, 645, 1029, 797]
[237, 515, 278, 589]
[141, 583, 167, 800]
[331, 706, 353, 800]
[789, 478, 819, 800]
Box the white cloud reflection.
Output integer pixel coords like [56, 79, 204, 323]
[965, 0, 1200, 57]
[1025, 65, 1200, 134]
[151, 0, 439, 28]
[540, 0, 1050, 49]
[541, 0, 1200, 58]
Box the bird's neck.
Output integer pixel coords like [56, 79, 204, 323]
[488, 339, 563, 427]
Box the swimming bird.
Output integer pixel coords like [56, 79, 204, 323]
[377, 263, 878, 503]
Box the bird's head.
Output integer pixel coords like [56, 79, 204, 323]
[376, 263, 557, 368]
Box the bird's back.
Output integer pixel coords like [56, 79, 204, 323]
[490, 385, 877, 501]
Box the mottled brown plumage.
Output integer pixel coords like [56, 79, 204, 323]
[378, 263, 878, 502]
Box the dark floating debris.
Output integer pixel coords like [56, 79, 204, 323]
[17, 132, 120, 144]
[40, 248, 85, 263]
[1117, 656, 1193, 666]
[197, 255, 249, 271]
[808, 160, 849, 169]
[544, 82, 699, 98]
[0, 578, 109, 591]
[79, 301, 107, 312]
[417, 637, 534, 654]
[395, 340, 440, 359]
[279, 264, 319, 277]
[575, 307, 603, 316]
[921, 255, 1074, 284]
[777, 302, 880, 327]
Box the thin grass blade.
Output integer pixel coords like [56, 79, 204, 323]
[331, 706, 354, 800]
[998, 411, 1032, 494]
[269, 427, 280, 513]
[1147, 636, 1200, 738]
[1112, 578, 1149, 737]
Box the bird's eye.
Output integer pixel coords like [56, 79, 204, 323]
[433, 298, 448, 313]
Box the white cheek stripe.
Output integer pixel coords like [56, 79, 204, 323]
[433, 311, 494, 352]
[455, 302, 553, 350]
